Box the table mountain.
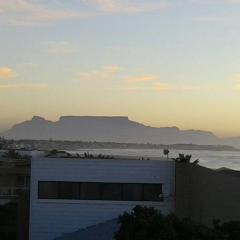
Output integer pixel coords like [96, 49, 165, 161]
[1, 116, 221, 145]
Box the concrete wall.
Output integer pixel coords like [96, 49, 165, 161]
[176, 163, 240, 225]
[29, 157, 175, 240]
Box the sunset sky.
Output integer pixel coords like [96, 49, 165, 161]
[0, 0, 240, 137]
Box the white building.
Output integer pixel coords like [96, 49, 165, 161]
[29, 154, 175, 240]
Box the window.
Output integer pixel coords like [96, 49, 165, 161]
[38, 182, 58, 199]
[81, 183, 100, 200]
[101, 183, 122, 200]
[123, 184, 143, 201]
[59, 182, 79, 199]
[38, 181, 163, 202]
[143, 184, 162, 201]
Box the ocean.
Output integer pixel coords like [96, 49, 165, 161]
[73, 148, 240, 170]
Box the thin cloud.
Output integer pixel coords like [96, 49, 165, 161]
[154, 82, 221, 92]
[0, 67, 16, 79]
[218, 0, 240, 3]
[125, 75, 156, 83]
[124, 86, 153, 92]
[154, 82, 175, 92]
[0, 83, 48, 91]
[47, 41, 75, 55]
[191, 0, 240, 23]
[192, 0, 240, 3]
[232, 74, 240, 90]
[87, 0, 167, 14]
[102, 65, 120, 74]
[194, 16, 230, 23]
[124, 82, 174, 93]
[76, 65, 120, 81]
[0, 0, 94, 26]
[0, 0, 168, 26]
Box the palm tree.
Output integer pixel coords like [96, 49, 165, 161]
[174, 154, 199, 164]
[163, 149, 170, 159]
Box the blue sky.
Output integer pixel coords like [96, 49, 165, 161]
[0, 0, 240, 136]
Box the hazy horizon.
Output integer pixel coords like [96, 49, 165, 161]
[1, 1, 240, 137]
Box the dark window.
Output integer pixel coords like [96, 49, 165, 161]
[143, 184, 162, 201]
[81, 183, 100, 200]
[123, 184, 143, 201]
[101, 183, 122, 200]
[59, 182, 79, 199]
[39, 182, 58, 199]
[38, 181, 163, 202]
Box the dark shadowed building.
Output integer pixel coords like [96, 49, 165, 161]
[175, 162, 240, 225]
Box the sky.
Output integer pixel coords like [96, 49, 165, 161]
[0, 0, 240, 137]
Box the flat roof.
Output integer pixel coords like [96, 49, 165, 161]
[43, 154, 171, 162]
[0, 150, 172, 162]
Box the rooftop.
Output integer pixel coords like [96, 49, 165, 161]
[44, 150, 169, 162]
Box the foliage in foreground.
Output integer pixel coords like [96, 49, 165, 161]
[115, 206, 240, 240]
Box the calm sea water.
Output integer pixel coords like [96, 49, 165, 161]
[73, 148, 240, 170]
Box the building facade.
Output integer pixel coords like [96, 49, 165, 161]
[0, 151, 31, 240]
[175, 162, 240, 225]
[29, 155, 175, 240]
[0, 153, 30, 205]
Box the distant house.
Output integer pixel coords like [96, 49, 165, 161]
[29, 154, 175, 240]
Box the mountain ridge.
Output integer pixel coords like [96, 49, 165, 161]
[1, 115, 221, 144]
[2, 116, 239, 148]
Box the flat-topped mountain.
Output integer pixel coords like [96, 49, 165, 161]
[1, 116, 222, 145]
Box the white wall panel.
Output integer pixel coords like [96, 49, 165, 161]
[29, 157, 175, 240]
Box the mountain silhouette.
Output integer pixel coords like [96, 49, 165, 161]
[1, 116, 223, 145]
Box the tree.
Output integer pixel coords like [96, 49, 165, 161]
[115, 206, 240, 240]
[174, 154, 199, 164]
[163, 149, 170, 159]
